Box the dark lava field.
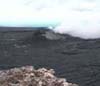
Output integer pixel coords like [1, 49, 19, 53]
[0, 27, 100, 86]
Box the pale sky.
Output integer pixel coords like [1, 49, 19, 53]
[0, 0, 99, 28]
[1, 0, 100, 39]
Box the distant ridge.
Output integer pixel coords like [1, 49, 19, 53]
[0, 27, 48, 31]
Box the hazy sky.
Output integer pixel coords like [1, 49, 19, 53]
[0, 0, 99, 27]
[0, 0, 62, 27]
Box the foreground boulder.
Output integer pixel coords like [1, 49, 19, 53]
[0, 66, 78, 86]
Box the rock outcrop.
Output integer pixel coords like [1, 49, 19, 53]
[0, 66, 78, 86]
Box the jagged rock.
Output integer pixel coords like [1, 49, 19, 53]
[0, 66, 78, 86]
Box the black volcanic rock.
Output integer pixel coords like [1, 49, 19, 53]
[0, 28, 99, 86]
[32, 29, 66, 40]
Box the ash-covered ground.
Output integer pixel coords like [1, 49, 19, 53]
[0, 27, 100, 86]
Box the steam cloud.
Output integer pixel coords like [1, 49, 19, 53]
[0, 0, 100, 39]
